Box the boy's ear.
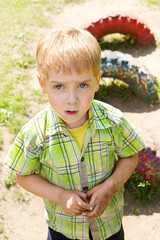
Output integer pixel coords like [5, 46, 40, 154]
[96, 70, 103, 91]
[37, 74, 46, 94]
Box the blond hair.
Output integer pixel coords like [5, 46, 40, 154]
[36, 27, 101, 82]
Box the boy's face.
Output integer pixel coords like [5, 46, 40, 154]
[38, 68, 102, 129]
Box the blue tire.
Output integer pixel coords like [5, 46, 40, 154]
[101, 50, 158, 102]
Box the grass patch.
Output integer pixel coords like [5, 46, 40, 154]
[0, 222, 7, 239]
[146, 0, 160, 5]
[4, 171, 17, 189]
[99, 33, 136, 50]
[15, 190, 28, 202]
[0, 0, 53, 135]
[0, 0, 84, 136]
[95, 79, 134, 102]
[0, 130, 3, 150]
[0, 74, 29, 133]
[64, 0, 85, 2]
[31, 89, 48, 103]
[125, 171, 160, 204]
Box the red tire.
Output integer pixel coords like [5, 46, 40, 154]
[83, 13, 155, 46]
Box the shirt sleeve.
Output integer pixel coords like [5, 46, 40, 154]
[113, 114, 145, 158]
[4, 129, 41, 175]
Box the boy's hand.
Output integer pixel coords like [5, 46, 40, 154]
[59, 189, 92, 216]
[85, 154, 139, 218]
[85, 181, 114, 218]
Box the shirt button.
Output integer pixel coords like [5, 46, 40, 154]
[83, 186, 88, 191]
[81, 157, 84, 162]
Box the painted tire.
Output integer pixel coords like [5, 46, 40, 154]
[138, 147, 160, 183]
[135, 127, 160, 183]
[101, 50, 158, 101]
[83, 13, 155, 46]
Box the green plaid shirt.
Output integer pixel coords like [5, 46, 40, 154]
[5, 100, 144, 240]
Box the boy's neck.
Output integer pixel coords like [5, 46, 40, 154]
[64, 111, 89, 129]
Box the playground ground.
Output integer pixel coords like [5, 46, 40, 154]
[0, 0, 160, 239]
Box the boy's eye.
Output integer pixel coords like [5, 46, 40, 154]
[79, 83, 88, 88]
[54, 85, 63, 90]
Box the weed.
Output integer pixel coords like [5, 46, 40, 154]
[95, 79, 134, 102]
[0, 162, 2, 171]
[64, 0, 84, 3]
[15, 191, 27, 202]
[0, 1, 48, 136]
[147, 0, 160, 5]
[129, 207, 140, 216]
[0, 222, 7, 239]
[4, 171, 17, 189]
[0, 82, 28, 133]
[0, 222, 3, 234]
[0, 195, 5, 202]
[31, 89, 48, 103]
[99, 33, 136, 50]
[0, 0, 85, 139]
[154, 76, 160, 90]
[16, 51, 36, 69]
[125, 171, 159, 204]
[0, 130, 3, 150]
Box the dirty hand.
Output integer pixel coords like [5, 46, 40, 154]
[85, 182, 114, 218]
[59, 189, 92, 216]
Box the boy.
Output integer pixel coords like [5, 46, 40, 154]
[5, 28, 144, 240]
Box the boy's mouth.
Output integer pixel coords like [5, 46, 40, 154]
[65, 111, 78, 115]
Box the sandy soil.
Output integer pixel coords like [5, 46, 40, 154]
[0, 0, 160, 239]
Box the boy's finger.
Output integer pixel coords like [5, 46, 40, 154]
[88, 194, 96, 209]
[77, 199, 93, 211]
[77, 191, 88, 202]
[74, 208, 84, 215]
[85, 205, 98, 218]
[86, 189, 93, 198]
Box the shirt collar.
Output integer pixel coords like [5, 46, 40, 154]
[45, 100, 111, 136]
[46, 105, 69, 136]
[90, 100, 111, 130]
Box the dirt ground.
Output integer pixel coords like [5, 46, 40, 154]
[0, 0, 160, 239]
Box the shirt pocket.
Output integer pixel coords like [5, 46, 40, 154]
[99, 143, 116, 174]
[40, 142, 80, 175]
[39, 145, 81, 190]
[86, 141, 116, 185]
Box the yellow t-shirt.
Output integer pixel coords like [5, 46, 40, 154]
[68, 120, 89, 151]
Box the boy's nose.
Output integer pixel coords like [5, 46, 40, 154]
[67, 90, 78, 104]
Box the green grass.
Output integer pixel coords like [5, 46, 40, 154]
[95, 79, 134, 102]
[64, 0, 85, 2]
[15, 190, 28, 202]
[125, 171, 160, 204]
[4, 171, 17, 189]
[147, 0, 160, 5]
[31, 89, 48, 103]
[0, 222, 7, 240]
[0, 130, 3, 150]
[0, 0, 84, 135]
[0, 0, 51, 134]
[99, 33, 136, 50]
